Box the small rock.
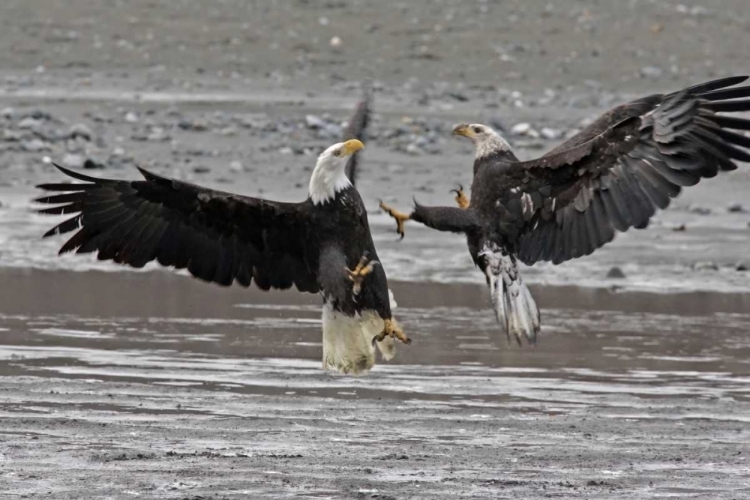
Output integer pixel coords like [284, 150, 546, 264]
[305, 114, 326, 129]
[178, 119, 208, 132]
[193, 166, 210, 174]
[29, 110, 52, 121]
[2, 129, 23, 142]
[83, 158, 105, 169]
[124, 111, 139, 123]
[146, 127, 169, 141]
[17, 117, 42, 131]
[69, 123, 94, 141]
[640, 65, 663, 79]
[606, 266, 626, 279]
[1, 107, 15, 119]
[65, 137, 86, 153]
[329, 36, 342, 48]
[693, 261, 719, 271]
[21, 138, 49, 152]
[540, 127, 562, 140]
[689, 206, 711, 216]
[229, 160, 243, 173]
[727, 203, 746, 213]
[672, 224, 687, 232]
[62, 153, 85, 169]
[404, 143, 423, 156]
[510, 122, 531, 135]
[736, 261, 748, 272]
[448, 91, 469, 102]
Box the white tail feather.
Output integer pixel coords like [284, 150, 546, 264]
[321, 290, 399, 374]
[483, 245, 540, 344]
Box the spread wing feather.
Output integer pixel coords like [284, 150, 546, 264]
[36, 165, 319, 292]
[485, 76, 750, 265]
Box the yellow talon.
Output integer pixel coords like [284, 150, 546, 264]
[379, 200, 411, 239]
[372, 318, 411, 346]
[345, 252, 379, 296]
[451, 185, 470, 209]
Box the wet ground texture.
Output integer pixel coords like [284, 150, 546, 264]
[1, 269, 749, 499]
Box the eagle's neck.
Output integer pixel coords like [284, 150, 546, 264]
[476, 134, 513, 161]
[309, 163, 351, 205]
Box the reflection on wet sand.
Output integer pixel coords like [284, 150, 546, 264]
[1, 268, 749, 498]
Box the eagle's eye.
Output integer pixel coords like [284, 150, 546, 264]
[472, 126, 482, 134]
[332, 149, 341, 157]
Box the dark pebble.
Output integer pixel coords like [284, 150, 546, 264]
[690, 206, 711, 216]
[606, 266, 626, 279]
[83, 159, 106, 169]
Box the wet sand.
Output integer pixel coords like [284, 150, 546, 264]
[1, 268, 749, 499]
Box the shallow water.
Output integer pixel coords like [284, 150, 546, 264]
[1, 269, 749, 498]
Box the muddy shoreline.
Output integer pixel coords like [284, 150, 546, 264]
[2, 269, 750, 499]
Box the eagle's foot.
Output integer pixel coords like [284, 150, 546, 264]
[451, 184, 470, 209]
[372, 318, 411, 346]
[345, 252, 379, 296]
[379, 200, 410, 239]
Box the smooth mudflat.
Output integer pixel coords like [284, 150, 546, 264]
[1, 269, 749, 499]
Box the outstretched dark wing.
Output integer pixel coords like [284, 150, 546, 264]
[36, 165, 320, 292]
[343, 90, 371, 186]
[485, 76, 750, 265]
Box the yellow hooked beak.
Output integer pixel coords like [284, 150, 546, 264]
[340, 139, 364, 156]
[452, 124, 474, 138]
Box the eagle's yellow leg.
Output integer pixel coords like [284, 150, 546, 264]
[372, 318, 411, 346]
[379, 201, 411, 239]
[451, 185, 470, 209]
[345, 253, 379, 296]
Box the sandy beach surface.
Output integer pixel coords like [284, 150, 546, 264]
[1, 1, 750, 498]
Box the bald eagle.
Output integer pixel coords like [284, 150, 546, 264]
[36, 101, 410, 375]
[381, 76, 750, 344]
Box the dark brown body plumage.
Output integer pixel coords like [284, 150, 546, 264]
[406, 76, 750, 343]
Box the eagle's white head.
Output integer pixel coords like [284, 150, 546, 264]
[452, 123, 512, 160]
[309, 139, 364, 205]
